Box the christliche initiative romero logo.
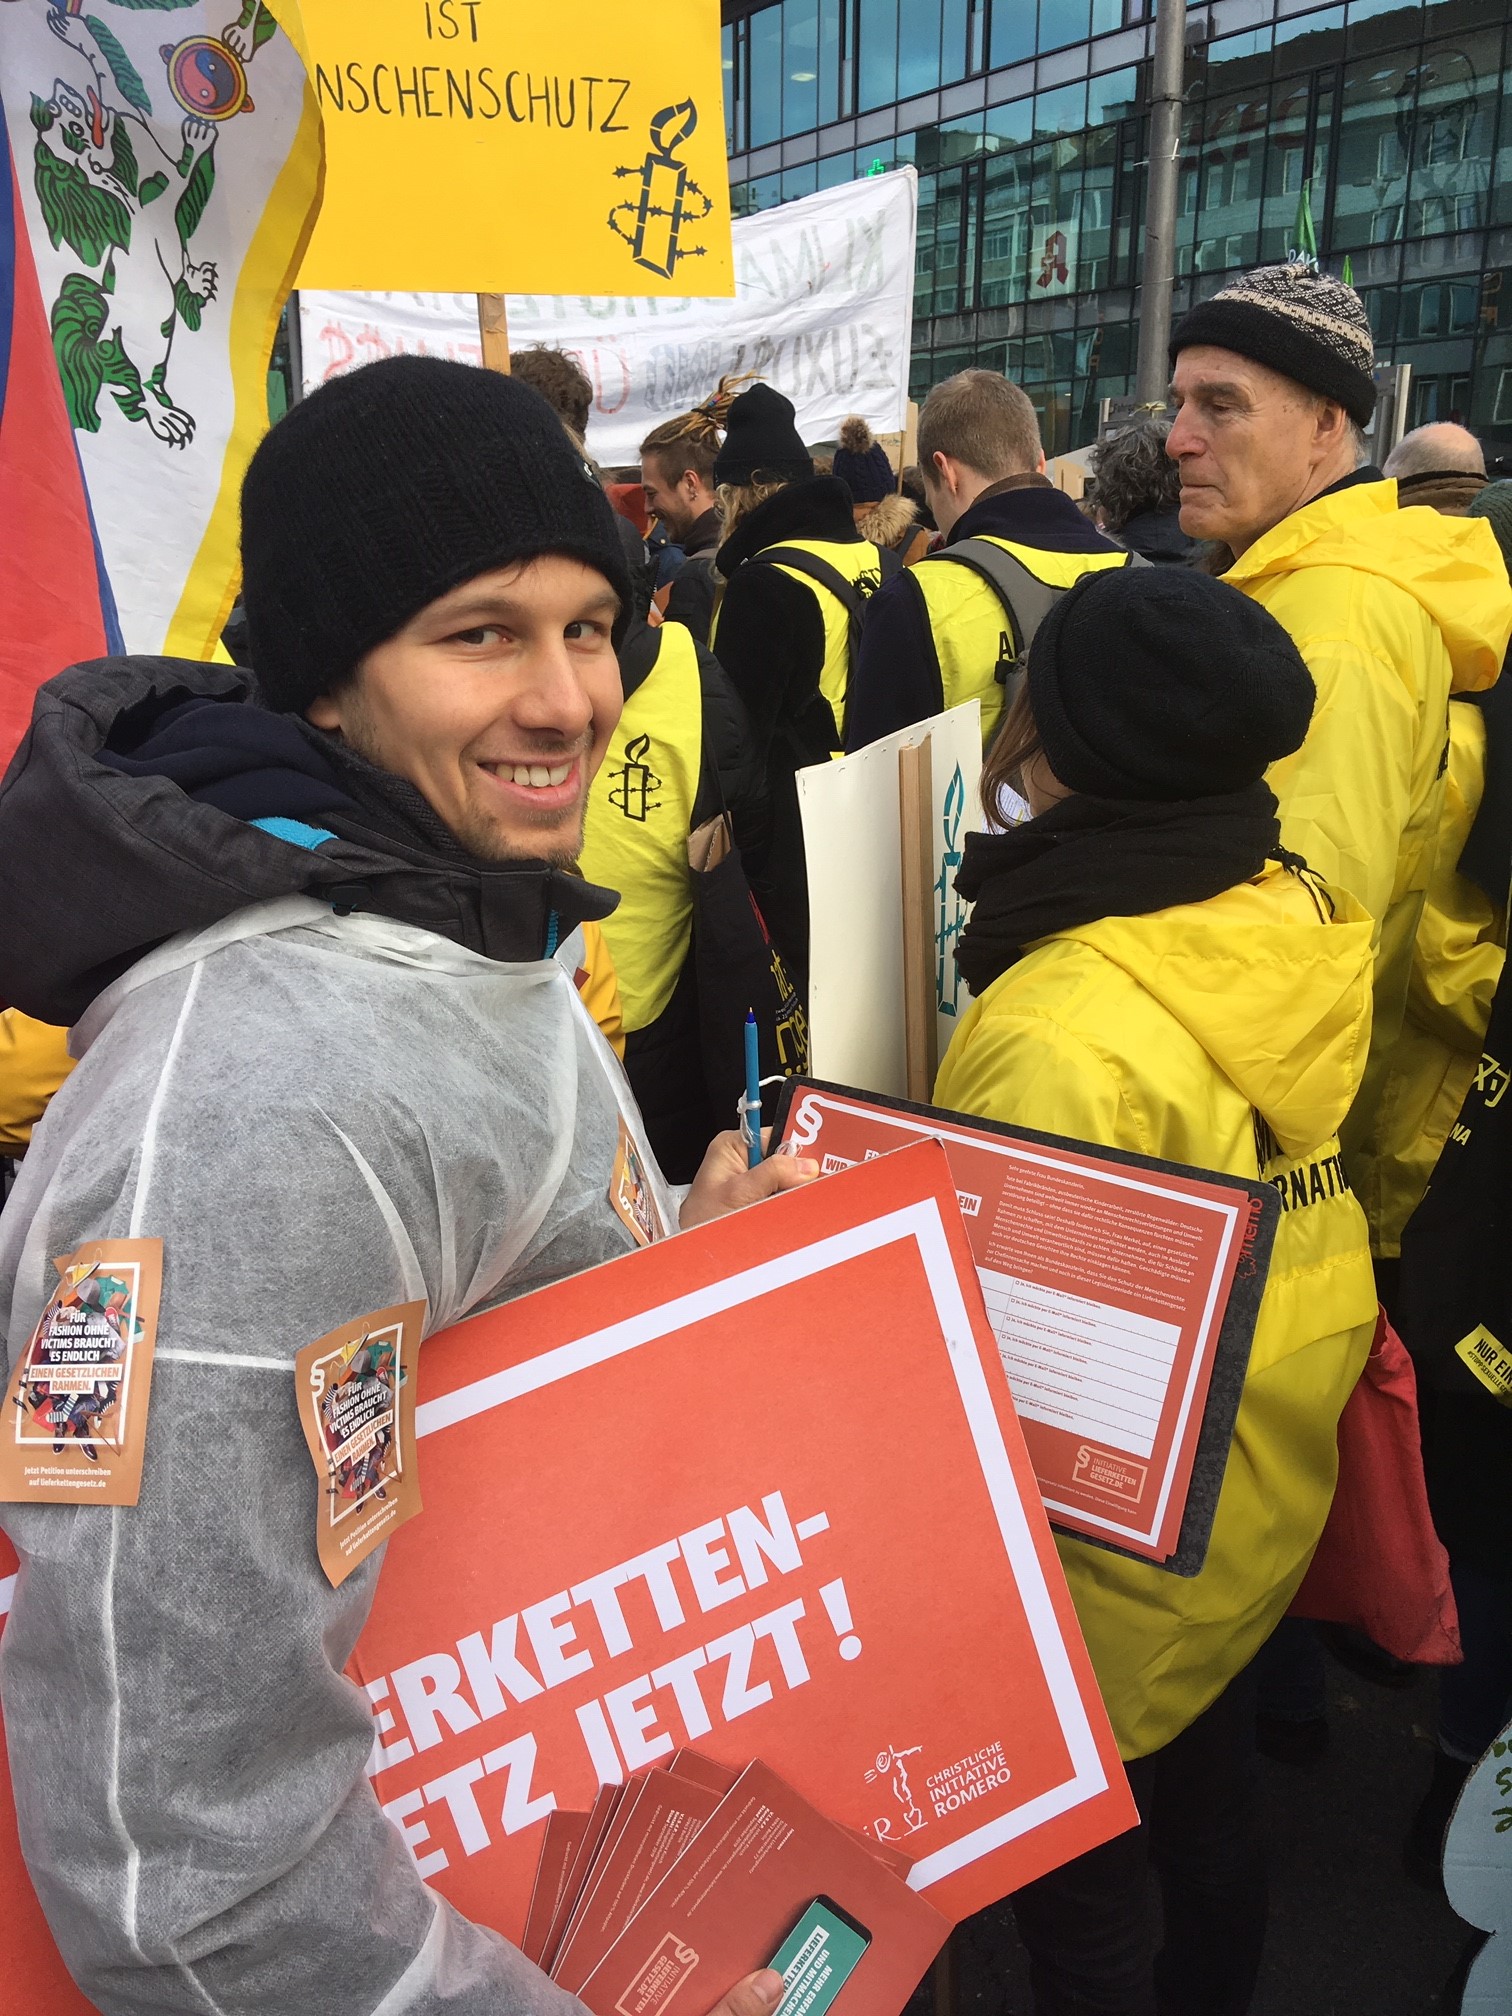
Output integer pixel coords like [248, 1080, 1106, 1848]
[865, 1738, 1015, 1842]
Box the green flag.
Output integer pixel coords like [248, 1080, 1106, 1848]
[1292, 180, 1319, 271]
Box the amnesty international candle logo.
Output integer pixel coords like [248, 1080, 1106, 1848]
[609, 99, 712, 281]
[0, 1238, 164, 1506]
[608, 732, 663, 822]
[295, 1300, 427, 1586]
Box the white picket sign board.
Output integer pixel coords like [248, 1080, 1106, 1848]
[800, 701, 983, 1100]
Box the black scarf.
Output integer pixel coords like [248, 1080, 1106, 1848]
[954, 784, 1283, 997]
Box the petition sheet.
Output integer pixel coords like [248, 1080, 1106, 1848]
[778, 1087, 1253, 1563]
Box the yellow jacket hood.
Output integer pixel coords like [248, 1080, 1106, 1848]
[1225, 479, 1510, 695]
[1053, 868, 1375, 1161]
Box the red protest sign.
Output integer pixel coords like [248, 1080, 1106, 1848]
[350, 1141, 1133, 1931]
[0, 1142, 1133, 2007]
[0, 1540, 95, 2013]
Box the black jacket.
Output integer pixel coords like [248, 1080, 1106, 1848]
[712, 475, 873, 978]
[845, 477, 1124, 750]
[662, 508, 722, 643]
[0, 659, 614, 1027]
[1114, 506, 1194, 566]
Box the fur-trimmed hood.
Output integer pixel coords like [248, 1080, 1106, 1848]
[855, 493, 920, 552]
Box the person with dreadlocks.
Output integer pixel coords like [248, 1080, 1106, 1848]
[640, 380, 746, 641]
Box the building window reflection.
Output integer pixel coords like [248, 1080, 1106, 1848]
[723, 0, 1512, 452]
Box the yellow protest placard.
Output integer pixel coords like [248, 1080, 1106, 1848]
[275, 0, 732, 295]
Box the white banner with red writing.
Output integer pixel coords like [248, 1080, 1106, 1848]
[297, 167, 917, 465]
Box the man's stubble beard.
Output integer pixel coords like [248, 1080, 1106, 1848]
[447, 796, 585, 870]
[333, 697, 587, 870]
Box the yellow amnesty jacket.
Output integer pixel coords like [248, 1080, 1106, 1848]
[934, 862, 1378, 1758]
[580, 621, 704, 1034]
[1223, 481, 1511, 1234]
[1359, 700, 1506, 1255]
[911, 538, 1133, 750]
[0, 1010, 74, 1155]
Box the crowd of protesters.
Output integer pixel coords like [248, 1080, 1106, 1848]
[1, 261, 1511, 2016]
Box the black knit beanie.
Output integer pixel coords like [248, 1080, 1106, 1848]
[1169, 264, 1377, 426]
[240, 356, 635, 713]
[832, 416, 896, 504]
[713, 384, 813, 487]
[1028, 567, 1316, 801]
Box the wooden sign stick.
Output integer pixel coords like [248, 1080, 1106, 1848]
[477, 293, 511, 374]
[899, 735, 937, 1103]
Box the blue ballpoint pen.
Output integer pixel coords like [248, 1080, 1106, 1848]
[744, 1008, 762, 1168]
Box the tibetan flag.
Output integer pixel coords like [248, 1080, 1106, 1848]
[0, 90, 118, 768]
[0, 1, 320, 763]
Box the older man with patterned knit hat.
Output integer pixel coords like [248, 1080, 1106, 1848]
[1168, 265, 1512, 1259]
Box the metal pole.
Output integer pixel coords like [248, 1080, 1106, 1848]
[1134, 0, 1186, 405]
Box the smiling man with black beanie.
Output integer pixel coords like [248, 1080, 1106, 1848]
[0, 355, 812, 2016]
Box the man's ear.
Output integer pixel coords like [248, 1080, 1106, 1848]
[306, 694, 342, 730]
[1314, 396, 1352, 460]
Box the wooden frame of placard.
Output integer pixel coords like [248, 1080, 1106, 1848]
[477, 294, 511, 373]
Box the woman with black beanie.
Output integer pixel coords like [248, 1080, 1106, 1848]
[710, 384, 895, 985]
[935, 567, 1378, 2015]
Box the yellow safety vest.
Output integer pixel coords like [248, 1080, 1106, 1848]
[913, 539, 1133, 749]
[579, 621, 704, 1035]
[714, 536, 884, 748]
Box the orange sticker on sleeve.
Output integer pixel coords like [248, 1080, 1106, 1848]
[608, 1117, 667, 1249]
[0, 1240, 164, 1506]
[295, 1301, 426, 1588]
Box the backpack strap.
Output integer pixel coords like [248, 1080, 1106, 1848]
[755, 544, 887, 731]
[616, 617, 663, 703]
[757, 545, 873, 625]
[920, 540, 1149, 689]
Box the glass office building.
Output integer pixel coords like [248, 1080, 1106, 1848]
[720, 0, 1512, 454]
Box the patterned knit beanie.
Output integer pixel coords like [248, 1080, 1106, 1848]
[241, 356, 634, 714]
[832, 416, 897, 504]
[1170, 265, 1377, 426]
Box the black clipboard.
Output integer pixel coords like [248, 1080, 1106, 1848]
[772, 1077, 1280, 1578]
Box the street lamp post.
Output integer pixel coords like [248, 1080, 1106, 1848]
[1134, 0, 1187, 405]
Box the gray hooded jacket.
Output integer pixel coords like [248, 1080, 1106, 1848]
[0, 660, 674, 2014]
